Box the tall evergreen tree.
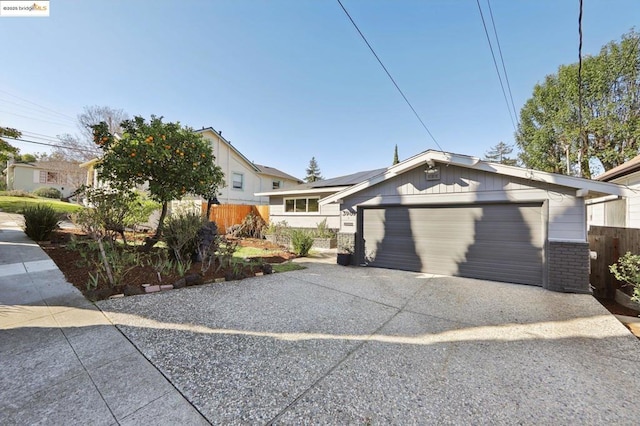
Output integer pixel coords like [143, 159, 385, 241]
[393, 144, 399, 165]
[305, 156, 323, 182]
[484, 142, 517, 166]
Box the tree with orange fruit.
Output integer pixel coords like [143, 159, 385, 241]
[92, 115, 225, 249]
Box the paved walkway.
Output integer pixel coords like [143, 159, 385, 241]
[0, 212, 208, 425]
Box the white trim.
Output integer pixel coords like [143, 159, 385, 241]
[283, 196, 320, 214]
[585, 195, 622, 206]
[255, 186, 348, 197]
[231, 171, 244, 191]
[548, 238, 588, 243]
[320, 150, 635, 206]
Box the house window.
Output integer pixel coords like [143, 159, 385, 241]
[272, 180, 281, 190]
[284, 197, 320, 213]
[232, 172, 244, 190]
[39, 171, 59, 184]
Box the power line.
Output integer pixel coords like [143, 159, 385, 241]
[4, 137, 99, 154]
[577, 0, 584, 178]
[0, 97, 76, 125]
[0, 109, 76, 128]
[335, 0, 443, 152]
[0, 88, 77, 121]
[475, 0, 517, 132]
[485, 0, 519, 127]
[19, 130, 66, 142]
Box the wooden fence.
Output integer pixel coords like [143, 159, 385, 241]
[588, 226, 640, 298]
[201, 203, 269, 234]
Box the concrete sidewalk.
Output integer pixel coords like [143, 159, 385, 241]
[0, 212, 208, 425]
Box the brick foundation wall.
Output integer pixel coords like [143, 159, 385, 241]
[547, 241, 590, 293]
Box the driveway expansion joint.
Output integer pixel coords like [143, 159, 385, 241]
[265, 276, 431, 425]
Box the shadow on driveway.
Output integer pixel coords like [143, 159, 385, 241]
[30, 263, 640, 423]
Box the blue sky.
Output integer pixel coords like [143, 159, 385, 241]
[1, 0, 638, 179]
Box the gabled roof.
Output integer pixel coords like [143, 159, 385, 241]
[254, 164, 302, 183]
[595, 154, 640, 182]
[7, 160, 80, 170]
[320, 150, 634, 205]
[255, 168, 386, 197]
[196, 127, 260, 173]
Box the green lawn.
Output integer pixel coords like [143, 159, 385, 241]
[233, 246, 288, 259]
[272, 262, 306, 273]
[0, 196, 84, 214]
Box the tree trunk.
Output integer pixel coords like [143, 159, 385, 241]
[143, 201, 168, 251]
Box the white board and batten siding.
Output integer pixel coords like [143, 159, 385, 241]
[338, 164, 587, 241]
[599, 171, 640, 229]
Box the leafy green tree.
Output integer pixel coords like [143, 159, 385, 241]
[0, 126, 20, 165]
[305, 156, 323, 182]
[484, 142, 518, 166]
[16, 153, 37, 163]
[91, 115, 225, 248]
[517, 30, 640, 178]
[393, 144, 399, 165]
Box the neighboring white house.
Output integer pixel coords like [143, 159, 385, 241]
[258, 149, 633, 293]
[587, 154, 640, 228]
[196, 127, 301, 205]
[80, 126, 301, 206]
[255, 168, 385, 229]
[4, 160, 85, 198]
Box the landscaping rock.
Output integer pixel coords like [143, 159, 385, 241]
[86, 288, 113, 301]
[124, 284, 144, 296]
[173, 278, 187, 289]
[185, 274, 203, 286]
[160, 284, 174, 291]
[261, 263, 273, 274]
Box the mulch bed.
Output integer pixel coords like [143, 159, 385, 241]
[41, 229, 295, 301]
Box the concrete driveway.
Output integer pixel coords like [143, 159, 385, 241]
[96, 263, 640, 424]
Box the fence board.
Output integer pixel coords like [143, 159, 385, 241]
[588, 226, 640, 298]
[201, 203, 269, 234]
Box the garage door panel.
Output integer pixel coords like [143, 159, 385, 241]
[362, 204, 543, 286]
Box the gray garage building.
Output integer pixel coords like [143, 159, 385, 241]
[260, 150, 632, 293]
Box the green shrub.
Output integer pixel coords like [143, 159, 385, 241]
[73, 187, 160, 243]
[289, 229, 314, 257]
[610, 251, 640, 302]
[163, 210, 204, 263]
[23, 204, 60, 241]
[313, 218, 335, 239]
[33, 187, 62, 199]
[125, 190, 161, 229]
[265, 220, 289, 236]
[0, 190, 36, 198]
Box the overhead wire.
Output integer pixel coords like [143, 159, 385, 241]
[19, 130, 67, 142]
[0, 97, 76, 125]
[4, 136, 98, 154]
[475, 0, 517, 132]
[0, 109, 76, 128]
[335, 0, 444, 152]
[577, 0, 584, 178]
[0, 88, 76, 121]
[485, 0, 519, 127]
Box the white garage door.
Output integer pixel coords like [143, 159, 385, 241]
[361, 203, 544, 286]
